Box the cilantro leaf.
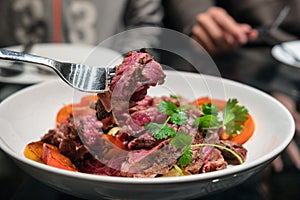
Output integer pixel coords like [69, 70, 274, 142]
[171, 131, 192, 148]
[222, 99, 248, 136]
[145, 122, 163, 135]
[202, 103, 219, 116]
[145, 122, 176, 139]
[178, 146, 193, 167]
[170, 110, 188, 125]
[156, 126, 176, 139]
[171, 132, 193, 167]
[157, 100, 189, 126]
[194, 115, 220, 130]
[158, 100, 177, 115]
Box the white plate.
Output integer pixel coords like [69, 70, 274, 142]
[272, 40, 300, 68]
[0, 72, 295, 200]
[0, 43, 122, 84]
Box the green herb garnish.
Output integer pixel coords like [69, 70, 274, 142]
[144, 98, 247, 168]
[145, 121, 176, 139]
[193, 114, 220, 130]
[194, 98, 248, 135]
[222, 99, 248, 136]
[202, 103, 219, 116]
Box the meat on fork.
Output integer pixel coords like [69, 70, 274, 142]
[95, 49, 166, 127]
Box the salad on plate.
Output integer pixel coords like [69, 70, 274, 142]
[24, 49, 255, 178]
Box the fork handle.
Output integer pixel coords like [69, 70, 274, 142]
[0, 48, 55, 70]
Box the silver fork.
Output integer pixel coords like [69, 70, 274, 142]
[0, 42, 33, 77]
[0, 48, 115, 93]
[257, 5, 291, 45]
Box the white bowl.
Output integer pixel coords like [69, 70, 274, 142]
[0, 71, 295, 200]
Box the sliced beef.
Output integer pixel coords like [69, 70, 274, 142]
[121, 140, 182, 178]
[201, 148, 227, 173]
[95, 50, 165, 127]
[41, 129, 61, 147]
[201, 128, 222, 162]
[184, 128, 225, 174]
[218, 140, 248, 165]
[184, 147, 204, 174]
[121, 106, 167, 137]
[127, 132, 159, 150]
[185, 146, 227, 174]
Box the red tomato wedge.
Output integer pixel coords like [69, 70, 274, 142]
[192, 97, 255, 144]
[42, 143, 77, 172]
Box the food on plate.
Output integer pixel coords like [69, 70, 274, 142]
[24, 49, 255, 177]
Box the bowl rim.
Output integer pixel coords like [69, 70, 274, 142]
[0, 71, 295, 184]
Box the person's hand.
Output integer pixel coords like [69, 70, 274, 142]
[191, 7, 258, 55]
[271, 92, 300, 172]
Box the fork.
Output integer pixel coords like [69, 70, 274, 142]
[0, 42, 33, 77]
[0, 48, 115, 93]
[257, 5, 291, 45]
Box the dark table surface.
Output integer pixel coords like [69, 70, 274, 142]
[1, 46, 300, 200]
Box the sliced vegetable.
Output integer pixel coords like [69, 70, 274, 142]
[229, 114, 255, 144]
[42, 143, 77, 172]
[192, 97, 227, 110]
[24, 141, 44, 163]
[56, 95, 97, 126]
[56, 104, 73, 125]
